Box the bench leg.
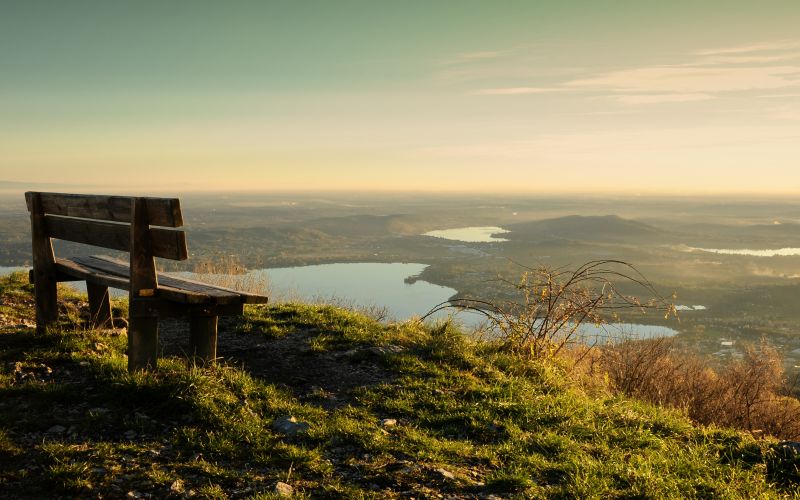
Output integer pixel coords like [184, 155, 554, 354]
[86, 282, 112, 329]
[190, 315, 218, 365]
[33, 274, 58, 334]
[29, 192, 58, 334]
[128, 300, 159, 371]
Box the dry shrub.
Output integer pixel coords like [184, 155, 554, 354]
[192, 255, 247, 275]
[601, 338, 800, 440]
[425, 260, 673, 359]
[189, 255, 271, 297]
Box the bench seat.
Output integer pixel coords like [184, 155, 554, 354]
[54, 255, 269, 306]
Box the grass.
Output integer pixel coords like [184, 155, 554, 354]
[0, 271, 798, 498]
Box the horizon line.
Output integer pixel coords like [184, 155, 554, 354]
[2, 182, 799, 200]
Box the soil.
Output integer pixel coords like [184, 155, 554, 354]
[159, 317, 398, 409]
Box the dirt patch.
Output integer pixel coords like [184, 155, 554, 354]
[158, 317, 397, 409]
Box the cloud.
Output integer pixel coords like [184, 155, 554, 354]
[566, 65, 800, 93]
[457, 50, 506, 61]
[440, 49, 509, 66]
[613, 93, 715, 104]
[699, 53, 800, 64]
[472, 87, 564, 95]
[693, 41, 800, 65]
[695, 40, 800, 56]
[772, 103, 800, 121]
[434, 43, 583, 84]
[460, 40, 800, 105]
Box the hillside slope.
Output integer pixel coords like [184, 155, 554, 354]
[0, 272, 796, 498]
[505, 215, 666, 243]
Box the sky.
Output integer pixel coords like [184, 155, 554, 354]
[1, 0, 799, 194]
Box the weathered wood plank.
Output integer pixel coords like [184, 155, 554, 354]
[150, 270, 268, 304]
[127, 315, 159, 371]
[239, 293, 269, 305]
[128, 198, 160, 372]
[25, 192, 183, 227]
[77, 256, 248, 304]
[64, 257, 225, 304]
[86, 282, 112, 329]
[55, 259, 132, 290]
[55, 259, 247, 316]
[44, 215, 188, 261]
[127, 300, 243, 318]
[190, 315, 218, 365]
[29, 192, 58, 333]
[79, 256, 227, 300]
[52, 258, 266, 306]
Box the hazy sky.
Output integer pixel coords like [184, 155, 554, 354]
[1, 0, 799, 193]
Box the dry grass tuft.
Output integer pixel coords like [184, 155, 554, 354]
[600, 338, 800, 440]
[188, 256, 272, 297]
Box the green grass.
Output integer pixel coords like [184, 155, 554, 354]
[0, 271, 797, 498]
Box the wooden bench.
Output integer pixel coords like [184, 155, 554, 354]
[25, 191, 268, 372]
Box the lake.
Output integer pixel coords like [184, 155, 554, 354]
[245, 264, 679, 341]
[423, 226, 510, 243]
[247, 263, 458, 320]
[688, 247, 800, 257]
[0, 262, 678, 342]
[675, 305, 707, 311]
[0, 266, 25, 275]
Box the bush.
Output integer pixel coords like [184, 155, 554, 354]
[425, 260, 673, 359]
[601, 339, 800, 440]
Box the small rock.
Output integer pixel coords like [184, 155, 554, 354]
[169, 479, 185, 494]
[367, 344, 405, 356]
[273, 481, 293, 497]
[272, 416, 310, 437]
[435, 468, 456, 480]
[47, 425, 66, 434]
[381, 418, 397, 427]
[336, 349, 360, 359]
[777, 440, 800, 456]
[124, 430, 137, 440]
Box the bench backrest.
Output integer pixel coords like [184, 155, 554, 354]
[25, 192, 188, 261]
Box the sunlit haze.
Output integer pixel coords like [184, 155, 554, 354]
[1, 1, 799, 194]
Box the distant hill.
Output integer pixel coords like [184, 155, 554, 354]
[673, 222, 800, 247]
[296, 213, 450, 238]
[505, 215, 666, 243]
